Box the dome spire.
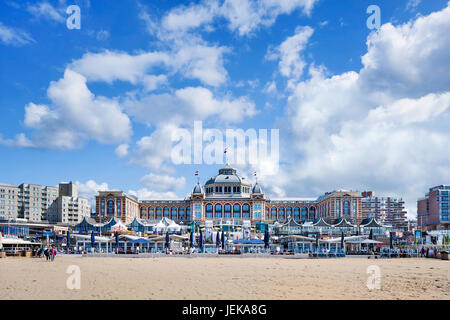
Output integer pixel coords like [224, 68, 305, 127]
[224, 146, 229, 166]
[194, 170, 199, 184]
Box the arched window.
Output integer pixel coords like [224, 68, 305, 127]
[163, 207, 170, 217]
[107, 200, 114, 215]
[271, 207, 277, 220]
[116, 200, 121, 216]
[265, 207, 269, 220]
[242, 204, 250, 218]
[294, 207, 300, 220]
[224, 204, 231, 218]
[148, 207, 154, 219]
[309, 207, 315, 220]
[278, 207, 285, 221]
[140, 207, 147, 219]
[233, 204, 241, 218]
[171, 207, 177, 220]
[301, 207, 308, 221]
[215, 204, 222, 218]
[179, 207, 185, 220]
[206, 204, 213, 218]
[343, 200, 350, 216]
[156, 207, 162, 218]
[286, 207, 292, 219]
[186, 206, 191, 220]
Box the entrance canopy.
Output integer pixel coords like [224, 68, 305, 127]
[128, 238, 153, 244]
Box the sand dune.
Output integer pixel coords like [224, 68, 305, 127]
[0, 256, 448, 300]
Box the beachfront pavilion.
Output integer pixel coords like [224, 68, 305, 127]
[72, 234, 113, 252]
[279, 235, 317, 253]
[0, 234, 40, 255]
[231, 239, 265, 253]
[359, 217, 392, 238]
[74, 217, 128, 234]
[71, 233, 158, 253]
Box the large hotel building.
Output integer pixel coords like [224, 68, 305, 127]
[95, 164, 409, 230]
[417, 185, 450, 231]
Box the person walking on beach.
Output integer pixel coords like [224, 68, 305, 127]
[51, 248, 56, 261]
[44, 248, 49, 261]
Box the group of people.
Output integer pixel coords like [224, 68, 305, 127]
[420, 246, 440, 258]
[36, 246, 56, 261]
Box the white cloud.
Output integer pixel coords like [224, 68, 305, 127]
[263, 3, 450, 219]
[115, 144, 129, 158]
[267, 26, 314, 79]
[96, 30, 110, 41]
[69, 50, 170, 85]
[161, 0, 219, 33]
[127, 188, 180, 201]
[15, 69, 132, 149]
[406, 0, 421, 10]
[70, 42, 228, 88]
[0, 22, 34, 46]
[140, 173, 186, 192]
[76, 180, 109, 206]
[128, 123, 180, 171]
[27, 2, 65, 23]
[144, 0, 319, 38]
[220, 0, 318, 36]
[360, 5, 450, 98]
[124, 86, 257, 128]
[0, 133, 34, 148]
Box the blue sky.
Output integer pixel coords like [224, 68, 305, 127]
[1, 0, 449, 218]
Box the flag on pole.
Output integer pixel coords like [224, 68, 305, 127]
[195, 170, 199, 176]
[224, 147, 228, 154]
[253, 171, 257, 176]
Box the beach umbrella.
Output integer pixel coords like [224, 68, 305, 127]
[91, 231, 95, 250]
[199, 228, 203, 251]
[216, 231, 220, 247]
[315, 233, 319, 251]
[165, 231, 170, 249]
[189, 232, 194, 248]
[66, 231, 70, 250]
[389, 232, 393, 249]
[221, 231, 225, 250]
[264, 229, 270, 249]
[115, 231, 119, 252]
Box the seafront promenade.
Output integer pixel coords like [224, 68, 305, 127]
[0, 256, 448, 300]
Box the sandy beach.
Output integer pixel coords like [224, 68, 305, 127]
[0, 256, 448, 300]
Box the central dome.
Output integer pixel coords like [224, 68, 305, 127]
[203, 164, 253, 198]
[205, 164, 246, 185]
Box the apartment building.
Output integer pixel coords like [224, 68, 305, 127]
[0, 184, 20, 220]
[361, 191, 408, 231]
[55, 182, 91, 225]
[417, 185, 450, 231]
[1, 181, 90, 225]
[17, 184, 58, 222]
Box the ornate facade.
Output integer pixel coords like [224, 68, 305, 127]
[95, 165, 366, 226]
